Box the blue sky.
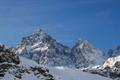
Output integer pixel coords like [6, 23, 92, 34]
[0, 0, 120, 52]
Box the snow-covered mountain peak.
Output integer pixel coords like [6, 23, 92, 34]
[32, 28, 50, 39]
[106, 45, 120, 58]
[15, 29, 74, 67]
[72, 39, 104, 68]
[74, 39, 96, 49]
[73, 39, 103, 56]
[75, 40, 88, 48]
[20, 28, 55, 46]
[15, 29, 104, 68]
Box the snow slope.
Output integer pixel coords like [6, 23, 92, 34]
[49, 67, 112, 80]
[1, 56, 55, 80]
[3, 57, 111, 80]
[19, 57, 39, 68]
[3, 73, 39, 80]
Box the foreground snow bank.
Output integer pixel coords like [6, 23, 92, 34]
[3, 73, 39, 80]
[2, 57, 111, 80]
[49, 67, 112, 80]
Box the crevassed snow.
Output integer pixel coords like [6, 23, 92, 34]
[49, 67, 112, 80]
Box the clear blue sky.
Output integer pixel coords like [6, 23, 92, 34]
[0, 0, 120, 52]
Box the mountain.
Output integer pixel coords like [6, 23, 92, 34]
[106, 45, 120, 57]
[103, 45, 120, 68]
[103, 55, 120, 68]
[14, 29, 104, 68]
[15, 29, 74, 67]
[82, 55, 120, 80]
[72, 40, 104, 68]
[81, 45, 120, 80]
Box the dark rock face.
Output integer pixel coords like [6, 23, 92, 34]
[114, 61, 120, 68]
[8, 66, 55, 80]
[31, 66, 55, 80]
[0, 44, 20, 77]
[0, 44, 55, 80]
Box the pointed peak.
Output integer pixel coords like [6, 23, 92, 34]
[20, 28, 56, 45]
[79, 39, 89, 43]
[33, 28, 45, 34]
[31, 28, 50, 38]
[36, 28, 43, 32]
[73, 39, 95, 49]
[76, 39, 89, 45]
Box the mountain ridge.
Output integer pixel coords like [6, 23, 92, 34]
[14, 29, 105, 68]
[0, 28, 119, 80]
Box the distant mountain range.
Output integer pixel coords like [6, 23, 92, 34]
[14, 29, 105, 68]
[0, 28, 120, 80]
